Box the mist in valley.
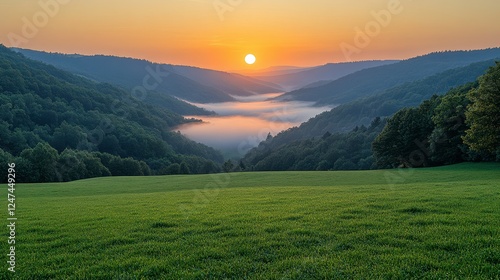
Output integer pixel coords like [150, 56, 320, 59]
[175, 93, 333, 158]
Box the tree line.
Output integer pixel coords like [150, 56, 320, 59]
[242, 118, 386, 171]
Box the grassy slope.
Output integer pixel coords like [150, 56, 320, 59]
[2, 163, 500, 279]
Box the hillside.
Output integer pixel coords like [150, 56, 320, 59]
[252, 60, 398, 91]
[373, 61, 500, 168]
[243, 117, 386, 171]
[4, 164, 499, 278]
[295, 59, 498, 135]
[277, 48, 500, 105]
[13, 48, 281, 103]
[13, 49, 232, 103]
[0, 45, 223, 182]
[242, 60, 499, 171]
[258, 59, 497, 150]
[238, 65, 309, 76]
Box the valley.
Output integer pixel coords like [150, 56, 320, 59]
[175, 93, 332, 157]
[2, 1, 500, 277]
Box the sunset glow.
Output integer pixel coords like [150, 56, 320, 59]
[1, 0, 500, 70]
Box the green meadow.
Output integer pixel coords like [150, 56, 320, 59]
[2, 163, 500, 279]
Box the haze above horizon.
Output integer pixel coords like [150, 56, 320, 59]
[2, 0, 500, 71]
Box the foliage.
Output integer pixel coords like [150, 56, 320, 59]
[17, 49, 238, 104]
[373, 72, 499, 168]
[464, 62, 500, 153]
[243, 117, 386, 171]
[250, 61, 500, 172]
[269, 59, 498, 152]
[372, 98, 440, 168]
[429, 84, 474, 164]
[0, 45, 223, 182]
[222, 159, 235, 172]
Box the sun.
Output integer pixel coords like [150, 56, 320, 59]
[245, 54, 256, 65]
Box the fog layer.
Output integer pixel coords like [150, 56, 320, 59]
[175, 93, 332, 157]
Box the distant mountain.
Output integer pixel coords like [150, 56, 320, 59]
[0, 45, 223, 181]
[299, 80, 334, 89]
[300, 59, 498, 133]
[252, 60, 399, 91]
[248, 59, 498, 152]
[239, 65, 309, 77]
[243, 59, 499, 171]
[172, 65, 282, 96]
[277, 48, 500, 105]
[13, 48, 281, 104]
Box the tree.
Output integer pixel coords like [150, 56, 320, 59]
[165, 163, 180, 175]
[51, 121, 86, 152]
[464, 62, 500, 154]
[222, 160, 234, 172]
[20, 142, 59, 182]
[179, 161, 191, 174]
[238, 160, 246, 171]
[56, 149, 86, 181]
[56, 149, 111, 181]
[429, 84, 473, 164]
[373, 98, 438, 168]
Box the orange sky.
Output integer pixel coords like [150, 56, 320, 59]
[1, 0, 500, 71]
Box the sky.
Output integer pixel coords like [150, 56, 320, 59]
[1, 0, 500, 71]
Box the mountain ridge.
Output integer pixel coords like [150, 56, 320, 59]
[276, 48, 500, 105]
[12, 48, 282, 104]
[252, 60, 399, 91]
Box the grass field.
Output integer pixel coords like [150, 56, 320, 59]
[2, 163, 500, 279]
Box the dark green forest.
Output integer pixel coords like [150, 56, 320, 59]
[243, 118, 386, 171]
[373, 62, 500, 168]
[243, 62, 500, 171]
[0, 45, 224, 182]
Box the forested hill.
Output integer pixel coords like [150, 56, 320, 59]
[256, 59, 498, 151]
[243, 62, 500, 171]
[293, 59, 498, 136]
[13, 48, 233, 104]
[277, 48, 500, 105]
[13, 48, 282, 103]
[0, 45, 224, 182]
